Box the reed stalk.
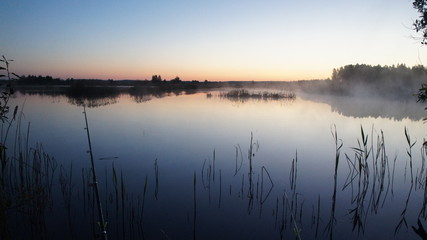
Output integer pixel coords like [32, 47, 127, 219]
[154, 158, 159, 200]
[405, 127, 416, 185]
[234, 144, 243, 176]
[218, 169, 222, 208]
[193, 171, 197, 240]
[283, 191, 302, 240]
[325, 125, 342, 239]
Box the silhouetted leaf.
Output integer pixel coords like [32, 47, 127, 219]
[12, 106, 18, 120]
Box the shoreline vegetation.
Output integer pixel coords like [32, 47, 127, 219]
[1, 62, 425, 120]
[0, 63, 425, 101]
[0, 64, 427, 99]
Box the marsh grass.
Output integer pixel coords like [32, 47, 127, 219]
[335, 125, 425, 237]
[219, 89, 296, 102]
[66, 128, 427, 239]
[59, 162, 73, 232]
[0, 109, 58, 239]
[394, 128, 418, 235]
[277, 150, 302, 240]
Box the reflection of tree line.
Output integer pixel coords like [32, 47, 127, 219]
[16, 85, 298, 107]
[15, 84, 424, 121]
[297, 64, 426, 99]
[15, 84, 203, 107]
[129, 86, 199, 103]
[7, 63, 425, 110]
[299, 93, 425, 121]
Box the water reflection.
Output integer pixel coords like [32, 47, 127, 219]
[15, 86, 201, 108]
[16, 86, 123, 108]
[129, 86, 198, 103]
[300, 92, 425, 121]
[14, 87, 425, 121]
[3, 87, 427, 239]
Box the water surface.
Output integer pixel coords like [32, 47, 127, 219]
[4, 90, 427, 239]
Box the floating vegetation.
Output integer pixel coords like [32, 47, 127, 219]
[218, 89, 296, 102]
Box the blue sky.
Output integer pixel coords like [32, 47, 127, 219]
[0, 0, 423, 81]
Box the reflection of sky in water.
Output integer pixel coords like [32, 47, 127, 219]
[6, 92, 427, 239]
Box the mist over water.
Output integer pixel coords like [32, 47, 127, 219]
[298, 90, 425, 121]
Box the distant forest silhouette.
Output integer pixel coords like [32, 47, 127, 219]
[328, 64, 426, 98]
[5, 64, 425, 120]
[2, 64, 425, 101]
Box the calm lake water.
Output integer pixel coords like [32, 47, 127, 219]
[4, 89, 427, 239]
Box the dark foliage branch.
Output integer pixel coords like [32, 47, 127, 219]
[414, 0, 427, 44]
[0, 56, 17, 122]
[413, 0, 427, 103]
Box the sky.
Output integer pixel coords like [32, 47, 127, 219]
[0, 0, 424, 81]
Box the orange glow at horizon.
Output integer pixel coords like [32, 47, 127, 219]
[15, 56, 332, 81]
[24, 68, 331, 82]
[3, 1, 421, 83]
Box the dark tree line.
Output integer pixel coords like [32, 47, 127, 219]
[151, 75, 162, 82]
[8, 74, 185, 86]
[331, 64, 426, 84]
[328, 64, 426, 98]
[151, 75, 181, 83]
[16, 75, 63, 85]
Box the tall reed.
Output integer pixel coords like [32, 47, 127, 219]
[325, 125, 342, 239]
[193, 171, 197, 240]
[405, 127, 416, 185]
[0, 111, 57, 239]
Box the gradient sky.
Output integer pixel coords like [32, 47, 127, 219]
[0, 0, 424, 81]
